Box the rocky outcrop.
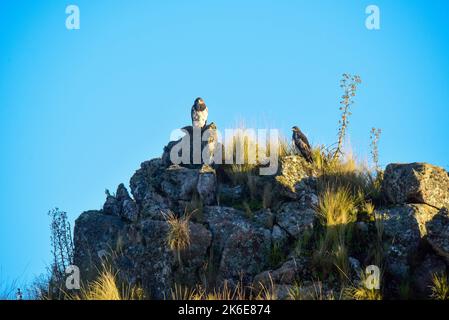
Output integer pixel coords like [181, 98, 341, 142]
[72, 124, 449, 299]
[382, 163, 449, 209]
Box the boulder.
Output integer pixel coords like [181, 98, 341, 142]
[382, 163, 449, 209]
[202, 206, 271, 285]
[274, 156, 316, 200]
[78, 216, 211, 300]
[130, 159, 169, 220]
[197, 165, 217, 205]
[178, 222, 212, 286]
[103, 195, 121, 216]
[73, 210, 126, 281]
[271, 225, 289, 248]
[102, 183, 139, 222]
[116, 219, 174, 299]
[378, 204, 439, 279]
[161, 165, 199, 202]
[253, 209, 275, 229]
[217, 184, 244, 205]
[219, 227, 271, 285]
[426, 207, 449, 263]
[253, 259, 301, 287]
[275, 201, 316, 240]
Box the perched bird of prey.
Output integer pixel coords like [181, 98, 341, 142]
[191, 97, 208, 128]
[292, 126, 313, 163]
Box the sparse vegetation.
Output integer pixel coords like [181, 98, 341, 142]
[46, 208, 74, 299]
[430, 272, 449, 300]
[370, 128, 382, 173]
[333, 73, 362, 160]
[268, 242, 286, 268]
[171, 280, 247, 300]
[344, 270, 382, 300]
[70, 265, 144, 300]
[164, 210, 192, 266]
[49, 208, 74, 280]
[314, 186, 357, 280]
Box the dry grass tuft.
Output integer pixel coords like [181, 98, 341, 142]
[164, 210, 191, 265]
[344, 270, 382, 300]
[430, 273, 449, 300]
[72, 266, 144, 300]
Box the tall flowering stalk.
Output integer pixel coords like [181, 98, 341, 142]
[333, 74, 362, 160]
[370, 127, 382, 173]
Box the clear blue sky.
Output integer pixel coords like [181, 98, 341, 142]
[1, 0, 449, 291]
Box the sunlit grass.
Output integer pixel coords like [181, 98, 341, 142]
[430, 273, 449, 300]
[71, 266, 144, 300]
[164, 210, 191, 265]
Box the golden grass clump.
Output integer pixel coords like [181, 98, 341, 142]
[72, 266, 144, 300]
[314, 186, 358, 279]
[164, 210, 191, 265]
[344, 270, 382, 300]
[317, 186, 357, 227]
[170, 281, 247, 300]
[430, 273, 449, 300]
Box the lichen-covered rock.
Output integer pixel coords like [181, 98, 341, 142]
[103, 195, 121, 216]
[379, 204, 438, 279]
[253, 259, 301, 287]
[130, 159, 169, 220]
[122, 198, 139, 222]
[203, 206, 250, 253]
[74, 198, 212, 298]
[253, 209, 275, 229]
[102, 183, 139, 222]
[217, 184, 244, 204]
[116, 219, 174, 299]
[275, 202, 316, 239]
[271, 225, 289, 247]
[202, 206, 271, 285]
[219, 227, 271, 285]
[426, 207, 449, 263]
[73, 210, 126, 281]
[197, 165, 217, 205]
[275, 156, 315, 200]
[382, 163, 449, 209]
[178, 222, 212, 286]
[253, 257, 312, 300]
[161, 165, 199, 201]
